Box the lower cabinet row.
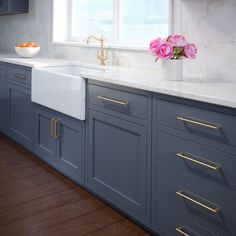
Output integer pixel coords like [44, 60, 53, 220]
[3, 75, 235, 235]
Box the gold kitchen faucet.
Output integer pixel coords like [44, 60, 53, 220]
[87, 35, 107, 66]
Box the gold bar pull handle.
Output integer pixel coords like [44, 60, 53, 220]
[51, 118, 55, 138]
[97, 96, 129, 106]
[15, 73, 26, 79]
[176, 191, 220, 213]
[176, 152, 220, 171]
[176, 226, 190, 236]
[54, 119, 60, 139]
[177, 116, 221, 130]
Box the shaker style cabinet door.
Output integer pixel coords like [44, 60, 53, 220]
[6, 82, 33, 150]
[34, 105, 57, 163]
[87, 109, 150, 226]
[56, 116, 85, 184]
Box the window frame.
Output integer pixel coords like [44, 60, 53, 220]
[51, 0, 181, 51]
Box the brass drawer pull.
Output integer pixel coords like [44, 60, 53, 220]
[51, 118, 56, 138]
[54, 119, 60, 139]
[97, 96, 129, 106]
[15, 73, 26, 79]
[176, 226, 190, 236]
[176, 191, 220, 213]
[176, 152, 220, 171]
[177, 116, 221, 130]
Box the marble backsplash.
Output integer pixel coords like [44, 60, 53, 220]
[0, 0, 235, 81]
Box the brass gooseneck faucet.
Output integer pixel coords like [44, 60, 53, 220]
[87, 35, 107, 66]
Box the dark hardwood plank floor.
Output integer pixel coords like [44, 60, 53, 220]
[0, 134, 151, 236]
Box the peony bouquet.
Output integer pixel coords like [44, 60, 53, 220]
[149, 35, 197, 61]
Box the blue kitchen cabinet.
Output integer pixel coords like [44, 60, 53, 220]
[151, 93, 236, 236]
[6, 64, 33, 150]
[86, 81, 151, 227]
[0, 0, 29, 15]
[6, 82, 33, 150]
[0, 63, 6, 133]
[34, 104, 85, 184]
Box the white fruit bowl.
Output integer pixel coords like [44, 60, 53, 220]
[15, 47, 40, 58]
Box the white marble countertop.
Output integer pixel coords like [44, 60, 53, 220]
[0, 54, 235, 109]
[80, 67, 236, 109]
[0, 55, 73, 67]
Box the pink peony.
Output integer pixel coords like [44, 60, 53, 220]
[158, 42, 174, 59]
[184, 43, 197, 59]
[149, 35, 197, 61]
[149, 38, 163, 56]
[168, 35, 188, 47]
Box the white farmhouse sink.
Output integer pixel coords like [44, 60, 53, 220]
[32, 65, 100, 120]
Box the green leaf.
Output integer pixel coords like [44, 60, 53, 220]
[174, 47, 183, 55]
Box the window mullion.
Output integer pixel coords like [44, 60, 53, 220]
[118, 0, 124, 42]
[67, 0, 73, 41]
[113, 0, 119, 42]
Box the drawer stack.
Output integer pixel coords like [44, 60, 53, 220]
[152, 95, 236, 236]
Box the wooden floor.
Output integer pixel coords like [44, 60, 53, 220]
[0, 134, 151, 236]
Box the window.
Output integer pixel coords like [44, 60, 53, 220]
[53, 0, 171, 49]
[70, 0, 114, 40]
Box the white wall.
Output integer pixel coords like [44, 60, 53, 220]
[0, 0, 235, 81]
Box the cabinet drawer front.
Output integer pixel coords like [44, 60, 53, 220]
[0, 63, 6, 78]
[152, 201, 218, 236]
[0, 80, 6, 95]
[7, 65, 31, 88]
[155, 167, 236, 234]
[156, 99, 236, 147]
[88, 83, 149, 120]
[156, 130, 236, 194]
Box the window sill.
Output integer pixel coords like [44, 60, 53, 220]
[51, 41, 148, 52]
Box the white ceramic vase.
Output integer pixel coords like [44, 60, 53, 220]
[162, 59, 183, 81]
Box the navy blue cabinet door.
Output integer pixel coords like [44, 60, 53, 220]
[56, 116, 85, 184]
[34, 105, 57, 163]
[7, 82, 33, 150]
[87, 109, 150, 226]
